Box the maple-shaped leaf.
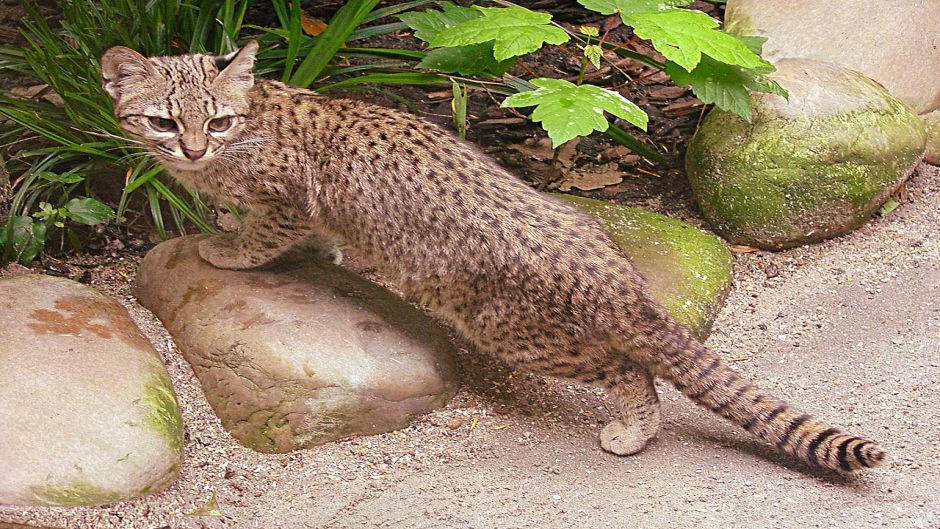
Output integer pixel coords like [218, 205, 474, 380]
[399, 3, 515, 76]
[578, 0, 769, 72]
[397, 2, 480, 43]
[502, 78, 648, 147]
[428, 6, 570, 62]
[630, 10, 767, 71]
[577, 0, 692, 19]
[665, 35, 787, 121]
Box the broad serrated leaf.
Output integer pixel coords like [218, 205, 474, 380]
[577, 0, 691, 18]
[630, 10, 768, 71]
[400, 3, 517, 75]
[418, 43, 515, 76]
[64, 197, 114, 225]
[502, 78, 647, 147]
[666, 52, 787, 121]
[428, 6, 569, 62]
[397, 2, 480, 43]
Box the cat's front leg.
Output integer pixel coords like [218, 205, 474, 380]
[198, 206, 314, 269]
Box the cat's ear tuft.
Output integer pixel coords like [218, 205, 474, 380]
[214, 41, 259, 93]
[100, 46, 160, 103]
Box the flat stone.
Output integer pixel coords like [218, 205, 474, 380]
[555, 195, 733, 338]
[725, 0, 940, 114]
[686, 58, 926, 249]
[135, 236, 459, 453]
[0, 275, 182, 506]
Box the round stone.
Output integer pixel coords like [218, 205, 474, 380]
[686, 58, 926, 249]
[136, 236, 459, 453]
[0, 275, 183, 506]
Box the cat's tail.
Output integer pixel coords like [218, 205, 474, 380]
[620, 313, 886, 472]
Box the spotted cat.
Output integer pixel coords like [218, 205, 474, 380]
[101, 42, 886, 472]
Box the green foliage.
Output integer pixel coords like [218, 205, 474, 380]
[630, 9, 765, 71]
[577, 0, 766, 72]
[428, 6, 569, 61]
[502, 78, 648, 147]
[577, 0, 693, 19]
[665, 36, 786, 120]
[285, 0, 382, 87]
[0, 0, 786, 265]
[398, 2, 514, 76]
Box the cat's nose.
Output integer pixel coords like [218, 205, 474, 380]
[182, 146, 207, 161]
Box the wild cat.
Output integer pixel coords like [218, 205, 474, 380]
[101, 41, 885, 472]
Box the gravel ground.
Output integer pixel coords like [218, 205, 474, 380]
[2, 164, 939, 529]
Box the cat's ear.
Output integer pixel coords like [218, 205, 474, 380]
[100, 46, 161, 103]
[214, 41, 259, 93]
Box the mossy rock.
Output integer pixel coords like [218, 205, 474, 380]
[686, 58, 926, 249]
[556, 194, 733, 338]
[0, 275, 183, 506]
[136, 236, 458, 453]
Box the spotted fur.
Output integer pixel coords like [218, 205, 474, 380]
[101, 43, 886, 472]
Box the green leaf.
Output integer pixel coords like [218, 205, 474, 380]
[451, 81, 468, 139]
[584, 44, 603, 69]
[630, 10, 768, 71]
[666, 52, 786, 121]
[577, 0, 691, 18]
[428, 6, 569, 62]
[397, 2, 481, 43]
[37, 171, 83, 184]
[419, 44, 515, 75]
[580, 25, 599, 37]
[502, 78, 648, 147]
[1, 215, 46, 264]
[400, 3, 515, 76]
[63, 197, 114, 226]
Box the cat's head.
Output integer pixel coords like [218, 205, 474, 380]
[101, 41, 259, 171]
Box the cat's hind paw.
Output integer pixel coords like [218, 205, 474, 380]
[599, 419, 654, 456]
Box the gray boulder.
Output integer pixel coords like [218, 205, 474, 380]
[0, 275, 182, 506]
[725, 0, 940, 115]
[924, 111, 940, 166]
[686, 58, 926, 249]
[136, 236, 459, 453]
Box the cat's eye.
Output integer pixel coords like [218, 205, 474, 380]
[208, 116, 233, 132]
[148, 116, 177, 133]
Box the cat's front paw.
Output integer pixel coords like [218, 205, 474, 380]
[198, 234, 253, 270]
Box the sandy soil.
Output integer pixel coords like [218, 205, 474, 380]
[2, 164, 939, 529]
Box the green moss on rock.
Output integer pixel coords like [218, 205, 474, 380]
[31, 479, 122, 506]
[141, 373, 184, 456]
[555, 194, 733, 337]
[686, 59, 926, 249]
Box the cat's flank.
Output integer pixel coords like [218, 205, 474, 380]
[101, 42, 885, 472]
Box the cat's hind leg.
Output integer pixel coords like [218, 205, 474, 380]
[598, 361, 662, 456]
[499, 341, 661, 456]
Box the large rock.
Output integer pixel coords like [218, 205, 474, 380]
[556, 195, 733, 338]
[136, 236, 458, 453]
[0, 275, 182, 506]
[686, 58, 926, 249]
[724, 0, 940, 115]
[924, 111, 940, 166]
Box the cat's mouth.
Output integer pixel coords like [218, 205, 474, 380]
[151, 146, 220, 170]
